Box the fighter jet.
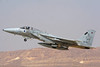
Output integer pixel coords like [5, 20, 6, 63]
[3, 26, 96, 50]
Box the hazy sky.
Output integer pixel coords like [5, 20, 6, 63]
[0, 0, 100, 51]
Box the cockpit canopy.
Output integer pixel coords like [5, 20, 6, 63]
[20, 26, 42, 32]
[20, 26, 33, 30]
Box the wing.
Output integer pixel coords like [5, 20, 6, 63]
[40, 34, 77, 46]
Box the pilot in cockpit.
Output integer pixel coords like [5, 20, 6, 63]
[20, 26, 33, 30]
[26, 27, 30, 29]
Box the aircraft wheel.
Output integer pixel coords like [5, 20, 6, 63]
[24, 38, 27, 42]
[66, 48, 69, 50]
[85, 47, 90, 49]
[65, 46, 69, 50]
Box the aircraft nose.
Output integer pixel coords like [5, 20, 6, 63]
[3, 29, 12, 32]
[3, 29, 8, 32]
[3, 28, 19, 34]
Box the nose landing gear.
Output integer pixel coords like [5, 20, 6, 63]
[24, 38, 27, 42]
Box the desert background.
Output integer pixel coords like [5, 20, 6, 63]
[0, 47, 100, 67]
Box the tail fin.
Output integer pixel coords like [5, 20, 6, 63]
[79, 30, 96, 47]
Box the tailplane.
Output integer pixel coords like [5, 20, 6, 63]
[78, 30, 96, 47]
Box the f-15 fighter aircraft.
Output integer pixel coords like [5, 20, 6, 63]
[3, 26, 96, 50]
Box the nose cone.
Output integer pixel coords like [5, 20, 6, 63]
[3, 29, 10, 32]
[3, 28, 19, 34]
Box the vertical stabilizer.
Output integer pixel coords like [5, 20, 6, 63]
[79, 30, 96, 47]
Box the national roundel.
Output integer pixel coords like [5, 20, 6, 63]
[24, 30, 25, 32]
